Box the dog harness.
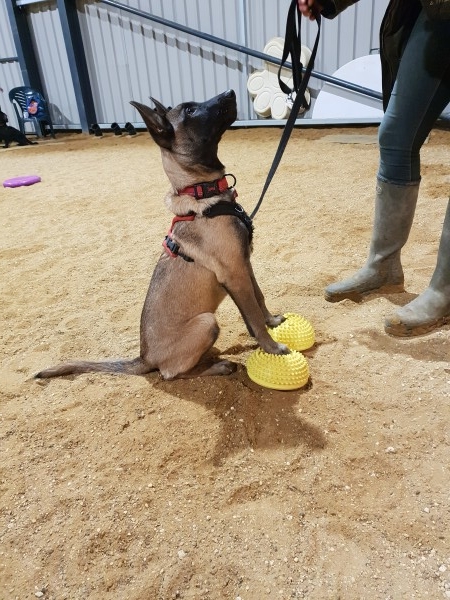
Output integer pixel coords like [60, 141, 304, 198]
[163, 214, 196, 262]
[163, 174, 254, 262]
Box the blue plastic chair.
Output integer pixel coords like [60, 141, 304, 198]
[9, 86, 55, 138]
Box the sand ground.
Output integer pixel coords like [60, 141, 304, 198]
[1, 123, 449, 600]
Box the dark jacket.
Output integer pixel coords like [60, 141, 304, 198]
[323, 0, 422, 109]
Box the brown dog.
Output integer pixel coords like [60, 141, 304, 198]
[35, 89, 289, 381]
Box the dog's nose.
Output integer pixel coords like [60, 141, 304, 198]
[224, 89, 235, 98]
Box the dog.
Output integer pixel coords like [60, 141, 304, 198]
[0, 107, 37, 148]
[35, 89, 289, 381]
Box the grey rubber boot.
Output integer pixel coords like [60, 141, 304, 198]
[385, 199, 450, 337]
[324, 179, 419, 303]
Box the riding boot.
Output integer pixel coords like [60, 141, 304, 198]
[385, 199, 450, 336]
[324, 179, 419, 302]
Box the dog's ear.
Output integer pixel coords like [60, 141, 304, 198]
[150, 97, 169, 116]
[130, 100, 174, 149]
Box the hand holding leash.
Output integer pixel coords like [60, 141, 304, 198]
[297, 0, 323, 20]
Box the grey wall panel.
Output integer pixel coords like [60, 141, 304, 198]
[26, 1, 80, 126]
[0, 1, 15, 58]
[0, 61, 23, 129]
[77, 0, 250, 125]
[0, 0, 23, 128]
[1, 0, 389, 129]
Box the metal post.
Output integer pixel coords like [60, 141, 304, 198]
[57, 0, 97, 133]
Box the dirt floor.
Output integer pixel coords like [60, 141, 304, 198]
[1, 122, 449, 600]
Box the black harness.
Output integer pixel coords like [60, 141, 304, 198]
[203, 200, 254, 242]
[163, 176, 253, 263]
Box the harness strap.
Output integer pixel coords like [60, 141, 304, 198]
[163, 199, 253, 262]
[163, 214, 195, 262]
[250, 0, 321, 219]
[203, 200, 254, 243]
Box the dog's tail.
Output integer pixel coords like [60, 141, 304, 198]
[35, 357, 153, 379]
[19, 138, 38, 146]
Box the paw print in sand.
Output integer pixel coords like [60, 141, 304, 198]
[247, 37, 311, 119]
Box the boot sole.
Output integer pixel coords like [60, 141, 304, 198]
[385, 315, 450, 337]
[324, 282, 405, 304]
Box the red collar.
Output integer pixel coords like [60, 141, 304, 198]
[177, 174, 236, 200]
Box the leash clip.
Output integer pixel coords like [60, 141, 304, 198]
[224, 173, 237, 189]
[163, 235, 180, 258]
[286, 92, 295, 109]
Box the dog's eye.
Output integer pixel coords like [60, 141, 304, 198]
[185, 106, 196, 116]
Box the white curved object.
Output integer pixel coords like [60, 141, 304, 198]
[312, 54, 383, 119]
[247, 37, 311, 120]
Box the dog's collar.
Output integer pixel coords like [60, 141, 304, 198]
[177, 174, 237, 200]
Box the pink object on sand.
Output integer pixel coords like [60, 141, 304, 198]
[3, 175, 41, 188]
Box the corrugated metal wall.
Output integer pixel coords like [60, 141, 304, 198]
[76, 0, 251, 125]
[0, 0, 22, 126]
[26, 1, 80, 126]
[0, 0, 388, 130]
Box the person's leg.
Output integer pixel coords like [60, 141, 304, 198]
[325, 10, 450, 304]
[378, 11, 450, 185]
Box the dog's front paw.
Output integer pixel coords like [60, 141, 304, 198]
[261, 340, 290, 355]
[266, 314, 285, 328]
[275, 342, 290, 355]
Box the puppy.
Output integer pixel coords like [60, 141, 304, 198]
[0, 107, 37, 148]
[36, 89, 288, 381]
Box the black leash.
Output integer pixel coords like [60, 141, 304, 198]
[250, 0, 321, 219]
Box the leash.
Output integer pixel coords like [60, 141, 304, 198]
[250, 0, 321, 219]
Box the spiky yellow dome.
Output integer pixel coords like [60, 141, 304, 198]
[246, 349, 310, 390]
[268, 312, 315, 352]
